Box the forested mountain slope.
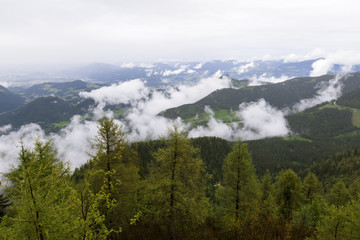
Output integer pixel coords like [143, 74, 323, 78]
[11, 80, 101, 103]
[0, 85, 24, 113]
[161, 72, 360, 120]
[0, 96, 95, 131]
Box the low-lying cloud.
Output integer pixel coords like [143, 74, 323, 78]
[0, 71, 350, 173]
[188, 99, 290, 141]
[248, 73, 292, 86]
[80, 79, 149, 105]
[290, 74, 345, 113]
[238, 99, 290, 140]
[0, 72, 233, 173]
[0, 124, 45, 173]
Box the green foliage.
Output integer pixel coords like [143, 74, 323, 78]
[3, 114, 360, 239]
[310, 146, 360, 187]
[0, 85, 24, 113]
[0, 193, 10, 219]
[143, 126, 210, 239]
[312, 199, 360, 240]
[215, 139, 259, 238]
[162, 74, 337, 120]
[337, 88, 360, 109]
[302, 172, 323, 203]
[17, 80, 101, 104]
[275, 169, 303, 219]
[287, 107, 357, 140]
[88, 116, 140, 238]
[327, 181, 351, 207]
[0, 140, 108, 239]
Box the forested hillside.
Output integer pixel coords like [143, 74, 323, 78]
[1, 117, 360, 239]
[161, 72, 360, 121]
[0, 85, 24, 113]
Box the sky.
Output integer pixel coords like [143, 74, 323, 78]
[1, 0, 360, 66]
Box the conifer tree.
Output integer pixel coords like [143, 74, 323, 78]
[0, 140, 94, 239]
[144, 126, 210, 239]
[302, 172, 323, 203]
[89, 117, 140, 238]
[275, 169, 302, 219]
[327, 180, 351, 207]
[215, 138, 259, 239]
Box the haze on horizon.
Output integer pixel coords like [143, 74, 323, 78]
[1, 0, 360, 67]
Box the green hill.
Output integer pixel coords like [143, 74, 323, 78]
[0, 85, 25, 113]
[161, 73, 360, 121]
[0, 96, 96, 132]
[13, 80, 101, 103]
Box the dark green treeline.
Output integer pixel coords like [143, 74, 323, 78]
[1, 117, 360, 239]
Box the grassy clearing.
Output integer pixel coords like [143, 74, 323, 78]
[281, 136, 313, 142]
[182, 109, 242, 129]
[352, 110, 360, 127]
[55, 121, 70, 127]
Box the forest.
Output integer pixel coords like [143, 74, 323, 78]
[0, 117, 360, 240]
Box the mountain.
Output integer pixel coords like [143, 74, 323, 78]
[0, 85, 25, 113]
[161, 72, 360, 121]
[0, 96, 96, 131]
[12, 80, 101, 103]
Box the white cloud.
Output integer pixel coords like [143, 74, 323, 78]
[284, 49, 360, 77]
[0, 116, 104, 173]
[138, 63, 155, 68]
[189, 100, 290, 141]
[1, 1, 360, 65]
[290, 74, 345, 113]
[0, 123, 45, 173]
[188, 106, 241, 140]
[248, 73, 292, 86]
[51, 115, 99, 170]
[0, 81, 11, 88]
[162, 65, 188, 76]
[0, 125, 12, 134]
[188, 116, 240, 140]
[80, 79, 149, 105]
[77, 71, 232, 141]
[238, 99, 290, 140]
[193, 63, 203, 69]
[123, 71, 231, 140]
[236, 62, 255, 74]
[283, 48, 326, 63]
[310, 59, 333, 77]
[121, 62, 136, 68]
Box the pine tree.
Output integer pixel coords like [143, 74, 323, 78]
[144, 126, 210, 239]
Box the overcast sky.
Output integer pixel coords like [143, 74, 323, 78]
[1, 0, 360, 65]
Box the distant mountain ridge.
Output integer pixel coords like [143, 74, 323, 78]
[12, 80, 102, 103]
